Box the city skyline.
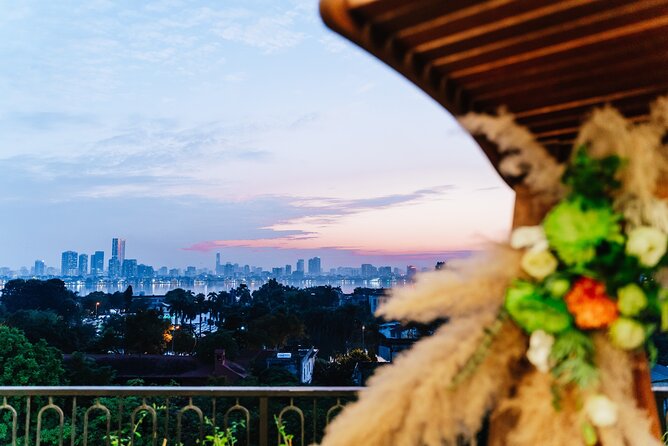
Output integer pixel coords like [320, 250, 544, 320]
[5, 236, 471, 274]
[0, 1, 514, 270]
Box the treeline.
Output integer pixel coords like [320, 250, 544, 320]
[0, 278, 380, 386]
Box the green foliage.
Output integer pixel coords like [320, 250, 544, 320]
[1, 278, 80, 322]
[562, 145, 622, 206]
[6, 309, 96, 353]
[549, 330, 598, 389]
[274, 415, 294, 446]
[313, 348, 376, 386]
[196, 331, 239, 362]
[201, 417, 244, 445]
[543, 198, 623, 266]
[65, 352, 116, 385]
[0, 325, 64, 385]
[504, 281, 572, 334]
[124, 309, 170, 354]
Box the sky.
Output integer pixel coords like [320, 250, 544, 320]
[0, 0, 515, 271]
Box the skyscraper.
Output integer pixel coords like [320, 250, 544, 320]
[122, 259, 138, 278]
[215, 252, 223, 275]
[34, 260, 45, 276]
[108, 257, 121, 278]
[78, 254, 88, 276]
[61, 251, 78, 276]
[111, 238, 126, 264]
[308, 257, 321, 275]
[91, 251, 104, 276]
[285, 264, 292, 275]
[296, 259, 305, 273]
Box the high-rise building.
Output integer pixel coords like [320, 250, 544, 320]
[108, 257, 121, 278]
[185, 266, 197, 277]
[158, 266, 168, 276]
[308, 257, 321, 275]
[61, 251, 78, 276]
[361, 263, 377, 278]
[137, 264, 154, 279]
[111, 238, 126, 264]
[34, 260, 45, 276]
[215, 253, 223, 275]
[406, 265, 418, 281]
[91, 251, 104, 276]
[379, 266, 392, 277]
[296, 259, 305, 273]
[78, 254, 88, 276]
[285, 264, 292, 275]
[122, 259, 138, 277]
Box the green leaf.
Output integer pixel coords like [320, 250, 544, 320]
[505, 281, 572, 333]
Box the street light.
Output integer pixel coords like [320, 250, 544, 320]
[95, 302, 100, 318]
[362, 324, 366, 353]
[170, 325, 180, 354]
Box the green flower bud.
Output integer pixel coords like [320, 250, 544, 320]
[661, 301, 668, 332]
[609, 318, 645, 350]
[582, 422, 598, 446]
[617, 284, 647, 317]
[546, 278, 571, 298]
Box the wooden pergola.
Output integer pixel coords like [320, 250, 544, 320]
[320, 0, 668, 170]
[319, 0, 668, 442]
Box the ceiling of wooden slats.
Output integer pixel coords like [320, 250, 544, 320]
[320, 0, 668, 162]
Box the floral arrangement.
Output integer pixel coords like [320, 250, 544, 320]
[506, 146, 668, 443]
[321, 97, 668, 446]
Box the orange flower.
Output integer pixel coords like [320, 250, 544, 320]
[565, 277, 618, 329]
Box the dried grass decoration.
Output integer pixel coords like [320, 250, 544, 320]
[321, 96, 668, 446]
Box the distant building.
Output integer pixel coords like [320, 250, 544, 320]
[296, 259, 305, 273]
[34, 260, 45, 276]
[137, 264, 154, 279]
[185, 266, 197, 277]
[91, 251, 104, 276]
[122, 259, 138, 278]
[158, 266, 168, 276]
[308, 257, 321, 275]
[108, 257, 121, 278]
[285, 264, 292, 275]
[406, 265, 417, 281]
[378, 266, 392, 277]
[78, 254, 88, 276]
[266, 347, 318, 384]
[271, 267, 284, 277]
[111, 238, 126, 264]
[169, 268, 180, 277]
[61, 251, 78, 276]
[223, 263, 234, 277]
[361, 264, 377, 278]
[215, 253, 223, 275]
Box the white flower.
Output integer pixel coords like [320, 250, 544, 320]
[521, 249, 558, 281]
[626, 226, 668, 267]
[584, 394, 618, 427]
[511, 226, 549, 252]
[526, 330, 554, 373]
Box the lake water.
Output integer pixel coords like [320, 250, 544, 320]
[0, 277, 401, 297]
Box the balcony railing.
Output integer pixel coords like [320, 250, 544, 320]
[3, 385, 668, 445]
[0, 386, 361, 446]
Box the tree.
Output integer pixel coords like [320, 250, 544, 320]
[312, 348, 375, 386]
[196, 331, 239, 362]
[249, 312, 305, 349]
[123, 285, 134, 313]
[0, 325, 64, 385]
[6, 309, 96, 353]
[94, 314, 126, 353]
[65, 352, 116, 385]
[125, 309, 170, 354]
[1, 279, 80, 322]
